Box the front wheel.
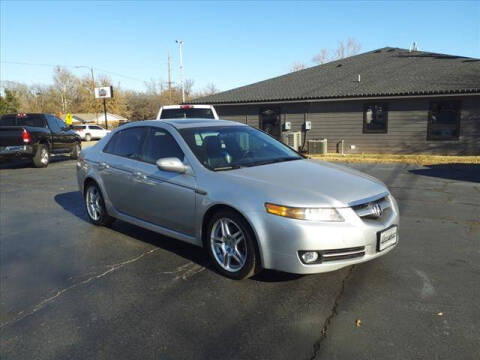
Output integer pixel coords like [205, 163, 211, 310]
[85, 134, 91, 141]
[85, 183, 115, 226]
[205, 210, 260, 280]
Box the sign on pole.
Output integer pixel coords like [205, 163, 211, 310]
[94, 86, 113, 99]
[95, 86, 113, 129]
[65, 113, 73, 125]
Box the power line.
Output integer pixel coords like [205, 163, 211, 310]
[1, 61, 152, 84]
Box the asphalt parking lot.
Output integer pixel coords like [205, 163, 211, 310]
[1, 157, 479, 360]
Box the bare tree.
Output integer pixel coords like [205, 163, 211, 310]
[312, 38, 361, 65]
[203, 83, 219, 96]
[312, 49, 330, 65]
[289, 62, 307, 72]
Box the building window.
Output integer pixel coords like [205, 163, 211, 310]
[427, 101, 460, 140]
[363, 104, 388, 133]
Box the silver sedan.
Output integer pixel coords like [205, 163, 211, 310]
[76, 119, 399, 280]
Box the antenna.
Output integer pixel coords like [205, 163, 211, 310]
[410, 41, 419, 52]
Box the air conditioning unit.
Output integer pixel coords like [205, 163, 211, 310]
[282, 131, 302, 151]
[308, 139, 328, 154]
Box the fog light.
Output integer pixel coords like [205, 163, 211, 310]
[301, 251, 319, 264]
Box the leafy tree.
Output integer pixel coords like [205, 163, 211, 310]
[0, 89, 20, 114]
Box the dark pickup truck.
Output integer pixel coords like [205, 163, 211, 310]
[0, 113, 81, 167]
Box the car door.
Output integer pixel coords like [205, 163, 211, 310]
[45, 115, 64, 152]
[133, 126, 197, 236]
[54, 117, 75, 151]
[89, 125, 102, 139]
[99, 126, 148, 217]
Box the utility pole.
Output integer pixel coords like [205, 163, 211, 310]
[175, 40, 185, 103]
[167, 49, 172, 102]
[75, 66, 98, 123]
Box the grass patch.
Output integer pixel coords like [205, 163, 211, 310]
[309, 153, 480, 165]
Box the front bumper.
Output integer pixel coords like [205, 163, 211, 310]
[249, 196, 400, 274]
[0, 145, 34, 159]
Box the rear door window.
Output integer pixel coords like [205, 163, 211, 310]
[46, 115, 62, 132]
[141, 127, 185, 164]
[160, 108, 215, 119]
[104, 127, 147, 160]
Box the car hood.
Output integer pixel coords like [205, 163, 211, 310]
[222, 159, 388, 208]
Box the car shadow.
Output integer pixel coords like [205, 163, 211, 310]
[409, 163, 480, 183]
[0, 155, 72, 169]
[54, 191, 298, 283]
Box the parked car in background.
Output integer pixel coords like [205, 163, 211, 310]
[77, 119, 399, 280]
[0, 113, 81, 167]
[157, 104, 219, 120]
[73, 124, 110, 141]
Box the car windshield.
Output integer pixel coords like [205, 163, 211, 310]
[179, 126, 302, 170]
[161, 108, 215, 119]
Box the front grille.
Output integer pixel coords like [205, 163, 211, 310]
[351, 195, 391, 221]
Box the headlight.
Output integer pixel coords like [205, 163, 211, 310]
[265, 203, 344, 222]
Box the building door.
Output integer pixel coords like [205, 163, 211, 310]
[260, 108, 281, 140]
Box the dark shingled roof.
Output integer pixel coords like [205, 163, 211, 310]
[191, 47, 480, 104]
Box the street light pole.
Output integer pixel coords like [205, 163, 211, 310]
[75, 65, 98, 123]
[175, 40, 185, 103]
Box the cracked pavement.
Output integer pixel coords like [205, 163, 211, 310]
[1, 159, 479, 359]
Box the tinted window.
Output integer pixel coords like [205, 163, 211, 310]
[46, 115, 62, 132]
[160, 108, 215, 119]
[0, 114, 46, 127]
[179, 126, 301, 170]
[142, 128, 185, 164]
[363, 104, 388, 133]
[90, 125, 103, 130]
[73, 125, 86, 130]
[428, 101, 460, 140]
[56, 117, 67, 129]
[104, 127, 147, 160]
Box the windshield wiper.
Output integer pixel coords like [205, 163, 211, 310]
[246, 157, 302, 167]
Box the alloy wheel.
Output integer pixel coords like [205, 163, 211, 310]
[41, 148, 49, 165]
[86, 186, 102, 221]
[210, 218, 247, 272]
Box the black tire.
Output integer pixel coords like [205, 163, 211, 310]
[204, 209, 260, 280]
[71, 142, 81, 159]
[32, 144, 49, 168]
[84, 182, 115, 226]
[85, 134, 91, 141]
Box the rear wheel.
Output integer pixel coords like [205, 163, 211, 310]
[205, 210, 260, 280]
[32, 144, 49, 168]
[85, 134, 91, 141]
[85, 182, 115, 226]
[71, 142, 81, 159]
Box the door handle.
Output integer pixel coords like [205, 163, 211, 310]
[98, 162, 110, 170]
[133, 171, 147, 180]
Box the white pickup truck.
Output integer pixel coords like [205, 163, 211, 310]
[157, 104, 219, 120]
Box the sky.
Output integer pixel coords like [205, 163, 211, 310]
[1, 0, 479, 93]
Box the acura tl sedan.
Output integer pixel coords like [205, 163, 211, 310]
[76, 119, 399, 280]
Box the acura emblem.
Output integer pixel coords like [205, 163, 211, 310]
[370, 203, 383, 218]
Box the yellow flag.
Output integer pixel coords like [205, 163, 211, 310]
[65, 113, 73, 125]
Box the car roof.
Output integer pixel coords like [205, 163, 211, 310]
[161, 104, 214, 109]
[125, 118, 246, 130]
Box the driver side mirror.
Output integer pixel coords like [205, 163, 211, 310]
[156, 157, 187, 174]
